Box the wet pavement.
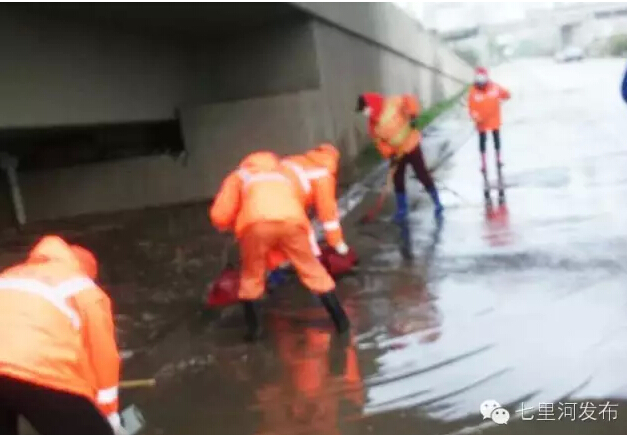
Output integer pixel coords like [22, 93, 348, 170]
[117, 58, 627, 435]
[9, 57, 627, 435]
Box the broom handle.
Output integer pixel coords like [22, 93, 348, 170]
[119, 379, 156, 389]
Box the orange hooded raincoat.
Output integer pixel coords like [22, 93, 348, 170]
[210, 151, 335, 300]
[468, 82, 510, 132]
[0, 235, 121, 420]
[362, 92, 422, 159]
[266, 144, 346, 271]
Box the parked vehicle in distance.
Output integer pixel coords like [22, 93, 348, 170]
[555, 46, 585, 62]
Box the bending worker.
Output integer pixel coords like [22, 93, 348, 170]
[0, 235, 125, 435]
[356, 92, 443, 221]
[266, 143, 352, 285]
[468, 66, 511, 173]
[210, 151, 350, 342]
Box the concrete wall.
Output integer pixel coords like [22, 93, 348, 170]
[194, 18, 320, 104]
[19, 91, 327, 221]
[0, 8, 321, 128]
[0, 4, 472, 223]
[0, 8, 195, 128]
[292, 2, 473, 83]
[4, 11, 322, 221]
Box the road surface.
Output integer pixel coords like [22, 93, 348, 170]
[119, 58, 627, 435]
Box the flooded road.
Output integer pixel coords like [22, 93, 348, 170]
[122, 58, 627, 435]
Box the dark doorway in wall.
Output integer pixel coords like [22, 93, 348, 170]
[0, 119, 185, 172]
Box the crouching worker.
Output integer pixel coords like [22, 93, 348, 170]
[356, 92, 443, 221]
[0, 235, 125, 435]
[267, 143, 352, 284]
[210, 151, 350, 342]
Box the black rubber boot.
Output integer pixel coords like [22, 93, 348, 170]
[319, 291, 350, 334]
[242, 300, 263, 342]
[329, 333, 351, 376]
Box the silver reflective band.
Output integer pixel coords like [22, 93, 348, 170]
[323, 220, 340, 231]
[0, 277, 94, 329]
[308, 230, 321, 257]
[306, 168, 329, 180]
[238, 169, 290, 188]
[282, 161, 311, 193]
[97, 386, 119, 404]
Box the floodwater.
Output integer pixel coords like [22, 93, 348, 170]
[13, 58, 627, 435]
[116, 58, 627, 435]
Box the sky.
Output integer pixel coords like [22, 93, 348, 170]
[393, 2, 558, 31]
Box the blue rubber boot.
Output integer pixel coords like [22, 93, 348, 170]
[427, 187, 444, 218]
[267, 269, 286, 288]
[394, 192, 408, 223]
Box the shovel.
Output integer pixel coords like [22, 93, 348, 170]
[120, 378, 156, 389]
[120, 404, 146, 435]
[18, 403, 147, 435]
[115, 379, 155, 435]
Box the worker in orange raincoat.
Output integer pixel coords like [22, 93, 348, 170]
[210, 151, 350, 341]
[254, 311, 364, 435]
[468, 66, 511, 173]
[356, 92, 443, 222]
[0, 235, 126, 435]
[265, 144, 352, 287]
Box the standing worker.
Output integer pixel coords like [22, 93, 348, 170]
[0, 235, 125, 435]
[468, 67, 511, 178]
[356, 92, 443, 222]
[210, 151, 350, 342]
[266, 143, 352, 285]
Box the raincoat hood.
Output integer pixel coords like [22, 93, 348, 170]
[474, 66, 489, 86]
[28, 235, 98, 279]
[358, 92, 384, 120]
[239, 151, 281, 173]
[304, 143, 339, 175]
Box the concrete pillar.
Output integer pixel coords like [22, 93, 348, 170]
[0, 153, 26, 226]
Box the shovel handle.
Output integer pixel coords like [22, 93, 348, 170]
[119, 379, 156, 389]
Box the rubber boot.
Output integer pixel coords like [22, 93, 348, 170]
[394, 192, 408, 223]
[427, 186, 444, 218]
[242, 300, 263, 342]
[319, 291, 350, 334]
[266, 269, 286, 289]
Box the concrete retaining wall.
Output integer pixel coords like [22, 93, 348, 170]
[0, 4, 472, 223]
[19, 91, 324, 220]
[0, 8, 194, 128]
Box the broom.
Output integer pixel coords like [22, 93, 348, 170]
[358, 161, 397, 224]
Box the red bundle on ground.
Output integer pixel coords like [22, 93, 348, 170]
[319, 246, 359, 277]
[205, 267, 240, 307]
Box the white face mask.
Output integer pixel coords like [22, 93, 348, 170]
[475, 74, 488, 85]
[362, 107, 372, 118]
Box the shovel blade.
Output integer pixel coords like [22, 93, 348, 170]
[121, 404, 146, 435]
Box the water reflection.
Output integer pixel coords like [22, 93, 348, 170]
[483, 203, 513, 247]
[253, 312, 365, 435]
